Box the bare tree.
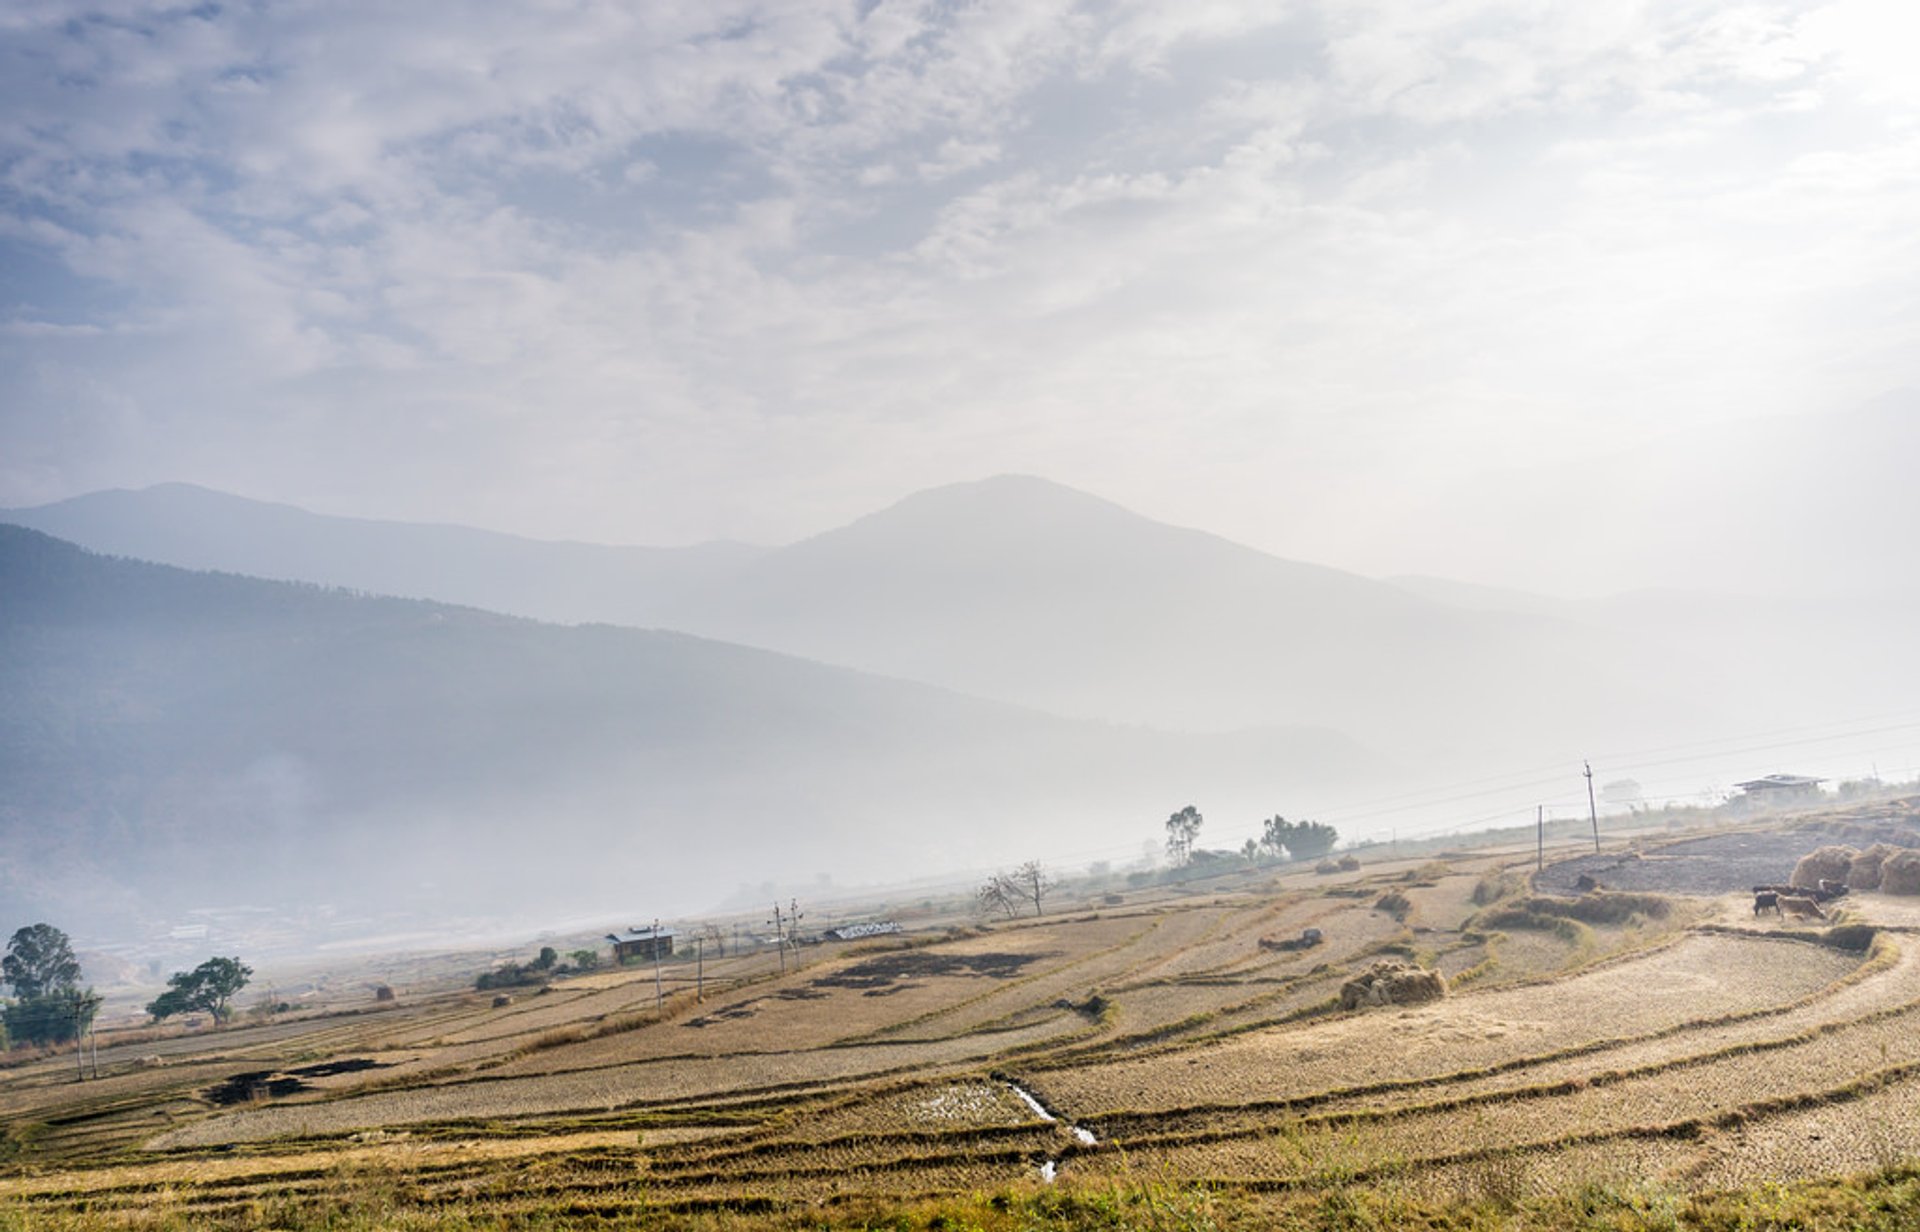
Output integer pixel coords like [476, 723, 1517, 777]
[976, 876, 1019, 919]
[1010, 861, 1053, 916]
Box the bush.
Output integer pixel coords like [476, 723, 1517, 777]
[475, 963, 547, 992]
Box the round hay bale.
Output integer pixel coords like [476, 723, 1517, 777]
[1881, 850, 1920, 896]
[1789, 845, 1857, 889]
[1338, 960, 1447, 1010]
[1848, 843, 1905, 892]
[1338, 855, 1362, 872]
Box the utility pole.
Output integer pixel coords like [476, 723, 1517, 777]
[769, 902, 787, 975]
[1584, 761, 1601, 853]
[651, 918, 665, 1011]
[695, 936, 704, 1003]
[1536, 804, 1544, 871]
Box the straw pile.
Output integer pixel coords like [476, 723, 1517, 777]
[1789, 845, 1857, 889]
[1847, 843, 1905, 891]
[1880, 850, 1920, 896]
[1338, 960, 1447, 1010]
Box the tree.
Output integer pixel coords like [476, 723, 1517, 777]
[976, 875, 1020, 920]
[4, 924, 81, 1002]
[1259, 815, 1339, 861]
[147, 957, 252, 1025]
[1165, 805, 1203, 866]
[1241, 838, 1260, 865]
[3, 924, 96, 1047]
[532, 946, 559, 971]
[568, 948, 600, 971]
[1002, 861, 1051, 916]
[1285, 820, 1340, 861]
[1260, 815, 1294, 860]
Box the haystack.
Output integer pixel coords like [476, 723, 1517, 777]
[1338, 960, 1447, 1010]
[1338, 854, 1362, 872]
[1848, 843, 1905, 891]
[1881, 850, 1920, 896]
[1789, 845, 1857, 889]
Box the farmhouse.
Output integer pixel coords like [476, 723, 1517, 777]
[1733, 774, 1825, 808]
[606, 926, 674, 964]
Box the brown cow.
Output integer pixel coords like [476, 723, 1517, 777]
[1753, 891, 1780, 916]
[1778, 895, 1826, 921]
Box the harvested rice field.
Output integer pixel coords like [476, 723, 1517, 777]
[7, 809, 1920, 1229]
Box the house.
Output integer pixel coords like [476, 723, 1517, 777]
[1732, 774, 1825, 808]
[606, 926, 674, 964]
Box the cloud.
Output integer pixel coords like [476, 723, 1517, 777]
[0, 1, 1916, 585]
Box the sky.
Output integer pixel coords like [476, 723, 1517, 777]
[3, 0, 1918, 587]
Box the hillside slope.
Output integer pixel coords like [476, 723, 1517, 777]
[0, 526, 1372, 936]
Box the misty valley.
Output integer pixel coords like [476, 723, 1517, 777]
[5, 481, 1920, 1231]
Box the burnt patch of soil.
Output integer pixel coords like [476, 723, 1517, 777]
[811, 951, 1050, 991]
[1537, 831, 1833, 897]
[204, 1072, 311, 1106]
[203, 1057, 389, 1106]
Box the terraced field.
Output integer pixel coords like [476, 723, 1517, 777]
[6, 819, 1920, 1229]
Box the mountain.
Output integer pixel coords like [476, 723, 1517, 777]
[10, 473, 1904, 775]
[1, 475, 1768, 769]
[0, 526, 1374, 938]
[0, 482, 763, 626]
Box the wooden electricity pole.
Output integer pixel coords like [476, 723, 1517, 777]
[1584, 761, 1601, 853]
[1537, 804, 1544, 871]
[651, 918, 665, 1011]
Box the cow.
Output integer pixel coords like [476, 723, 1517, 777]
[1819, 879, 1849, 900]
[1753, 890, 1780, 916]
[1778, 895, 1826, 921]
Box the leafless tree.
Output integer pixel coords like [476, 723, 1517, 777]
[977, 876, 1020, 919]
[1010, 861, 1053, 916]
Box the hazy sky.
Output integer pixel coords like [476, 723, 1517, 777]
[3, 1, 1917, 580]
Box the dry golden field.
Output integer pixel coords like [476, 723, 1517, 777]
[7, 810, 1920, 1230]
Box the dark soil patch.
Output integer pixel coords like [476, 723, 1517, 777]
[204, 1072, 311, 1106]
[203, 1057, 388, 1105]
[1536, 831, 1833, 897]
[810, 951, 1050, 991]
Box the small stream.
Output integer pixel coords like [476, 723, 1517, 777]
[1004, 1078, 1097, 1182]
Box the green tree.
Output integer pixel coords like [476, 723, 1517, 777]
[1164, 805, 1203, 865]
[147, 957, 252, 1025]
[3, 924, 81, 1001]
[1286, 820, 1340, 860]
[533, 946, 559, 971]
[1259, 815, 1338, 861]
[568, 948, 600, 971]
[3, 924, 97, 1047]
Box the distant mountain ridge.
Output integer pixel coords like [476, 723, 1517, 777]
[0, 525, 1374, 934]
[0, 482, 765, 626]
[8, 472, 1915, 783]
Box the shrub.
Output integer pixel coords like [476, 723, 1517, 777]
[475, 963, 547, 992]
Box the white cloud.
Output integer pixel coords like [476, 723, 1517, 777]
[0, 0, 1916, 585]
